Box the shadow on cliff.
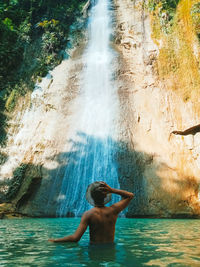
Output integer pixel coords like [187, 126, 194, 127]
[1, 131, 199, 218]
[43, 131, 151, 217]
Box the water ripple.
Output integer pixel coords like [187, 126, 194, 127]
[0, 218, 200, 266]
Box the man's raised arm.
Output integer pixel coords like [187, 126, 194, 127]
[99, 182, 134, 214]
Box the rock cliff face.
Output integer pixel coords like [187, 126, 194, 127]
[1, 0, 200, 218]
[0, 45, 85, 217]
[114, 0, 200, 217]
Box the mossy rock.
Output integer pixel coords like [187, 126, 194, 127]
[0, 203, 15, 219]
[3, 164, 42, 215]
[12, 164, 42, 209]
[6, 164, 28, 200]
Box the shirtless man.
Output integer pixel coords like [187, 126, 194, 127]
[48, 181, 134, 244]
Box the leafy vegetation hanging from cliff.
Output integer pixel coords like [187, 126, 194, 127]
[148, 0, 180, 34]
[191, 2, 200, 38]
[0, 0, 87, 144]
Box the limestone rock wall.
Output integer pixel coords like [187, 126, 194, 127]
[114, 0, 200, 217]
[0, 44, 85, 217]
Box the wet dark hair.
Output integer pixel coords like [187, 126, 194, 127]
[91, 186, 105, 206]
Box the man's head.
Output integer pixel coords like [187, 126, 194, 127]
[86, 181, 112, 207]
[91, 186, 106, 206]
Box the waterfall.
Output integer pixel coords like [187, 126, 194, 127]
[55, 0, 120, 216]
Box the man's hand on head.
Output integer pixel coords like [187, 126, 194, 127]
[99, 182, 113, 194]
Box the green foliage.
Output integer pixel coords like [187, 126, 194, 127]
[148, 0, 180, 11]
[148, 0, 158, 12]
[191, 2, 200, 38]
[0, 152, 8, 165]
[148, 0, 180, 32]
[161, 0, 180, 10]
[0, 0, 87, 145]
[18, 18, 31, 42]
[0, 112, 7, 145]
[6, 164, 27, 200]
[3, 17, 15, 30]
[5, 89, 18, 111]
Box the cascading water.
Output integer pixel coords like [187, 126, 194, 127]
[54, 0, 120, 216]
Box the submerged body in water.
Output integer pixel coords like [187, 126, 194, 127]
[1, 217, 200, 266]
[49, 182, 134, 244]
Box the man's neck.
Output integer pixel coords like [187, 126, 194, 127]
[94, 203, 105, 208]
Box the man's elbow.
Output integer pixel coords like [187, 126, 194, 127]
[71, 234, 81, 242]
[122, 193, 134, 200]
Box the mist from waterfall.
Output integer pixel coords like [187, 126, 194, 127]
[55, 0, 120, 217]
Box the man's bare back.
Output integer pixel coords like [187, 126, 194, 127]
[49, 182, 134, 244]
[86, 206, 117, 243]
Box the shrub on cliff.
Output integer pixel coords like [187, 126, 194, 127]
[6, 164, 27, 201]
[148, 0, 180, 33]
[191, 2, 200, 39]
[0, 0, 87, 144]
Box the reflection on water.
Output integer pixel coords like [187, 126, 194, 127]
[0, 218, 200, 266]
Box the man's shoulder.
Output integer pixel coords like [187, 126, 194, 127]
[90, 206, 115, 215]
[83, 206, 115, 216]
[82, 208, 95, 217]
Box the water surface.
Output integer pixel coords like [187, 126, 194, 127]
[0, 218, 200, 266]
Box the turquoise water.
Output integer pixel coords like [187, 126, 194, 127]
[0, 218, 200, 266]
